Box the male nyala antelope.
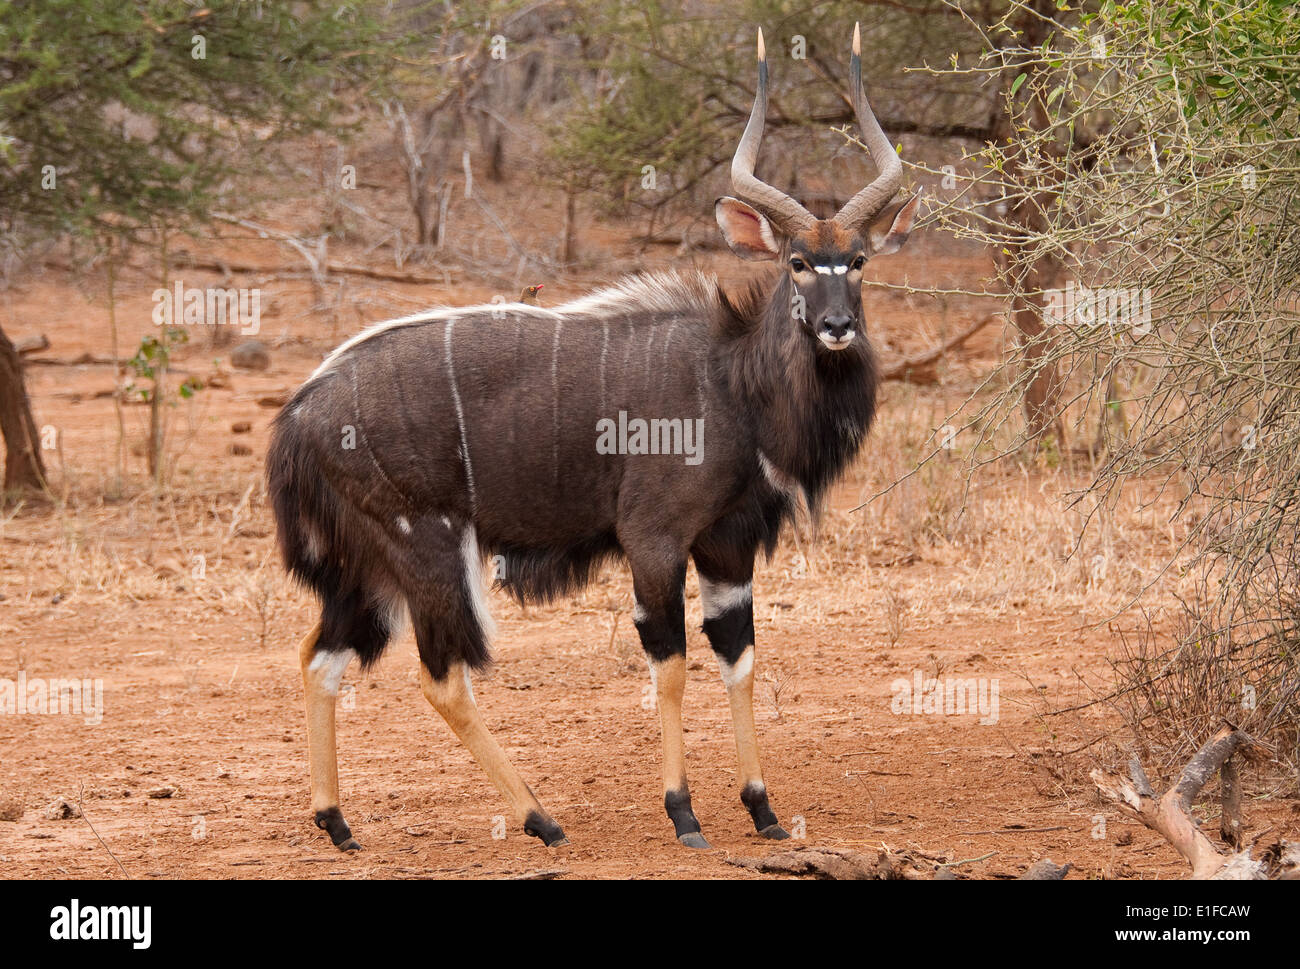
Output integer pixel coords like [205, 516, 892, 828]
[269, 24, 921, 852]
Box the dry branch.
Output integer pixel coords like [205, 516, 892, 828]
[878, 313, 996, 384]
[1091, 722, 1272, 879]
[170, 252, 460, 287]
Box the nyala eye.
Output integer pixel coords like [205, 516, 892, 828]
[851, 255, 866, 271]
[790, 258, 807, 273]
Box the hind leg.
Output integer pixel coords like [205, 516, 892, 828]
[419, 663, 567, 846]
[412, 523, 566, 846]
[299, 622, 361, 851]
[300, 588, 391, 851]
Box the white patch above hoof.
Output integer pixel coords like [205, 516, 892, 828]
[716, 645, 754, 690]
[308, 649, 357, 696]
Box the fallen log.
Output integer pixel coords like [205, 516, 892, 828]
[726, 845, 1071, 880]
[726, 846, 895, 880]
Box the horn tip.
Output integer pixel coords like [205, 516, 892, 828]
[757, 27, 766, 61]
[852, 22, 860, 56]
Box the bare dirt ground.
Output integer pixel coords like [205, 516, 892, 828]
[2, 149, 1295, 879]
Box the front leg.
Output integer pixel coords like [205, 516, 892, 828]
[698, 568, 790, 840]
[629, 555, 710, 849]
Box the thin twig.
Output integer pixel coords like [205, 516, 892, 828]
[77, 783, 130, 879]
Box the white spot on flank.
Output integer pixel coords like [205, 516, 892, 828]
[699, 577, 753, 620]
[440, 515, 451, 528]
[633, 601, 648, 624]
[717, 645, 754, 690]
[396, 515, 412, 535]
[308, 649, 357, 696]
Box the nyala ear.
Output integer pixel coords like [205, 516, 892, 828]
[715, 197, 781, 261]
[867, 188, 923, 256]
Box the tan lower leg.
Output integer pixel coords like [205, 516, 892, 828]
[653, 655, 689, 792]
[653, 654, 706, 844]
[420, 663, 567, 845]
[300, 623, 360, 849]
[719, 645, 785, 836]
[720, 645, 763, 788]
[298, 623, 338, 814]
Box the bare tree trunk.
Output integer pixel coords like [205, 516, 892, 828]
[476, 109, 504, 182]
[434, 182, 450, 250]
[0, 322, 46, 492]
[995, 0, 1066, 448]
[106, 246, 127, 491]
[413, 174, 433, 247]
[148, 229, 170, 487]
[999, 245, 1064, 444]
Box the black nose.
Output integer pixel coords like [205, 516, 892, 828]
[823, 315, 854, 339]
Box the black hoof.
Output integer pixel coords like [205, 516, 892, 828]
[665, 788, 707, 847]
[314, 807, 359, 850]
[524, 810, 569, 847]
[741, 783, 782, 835]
